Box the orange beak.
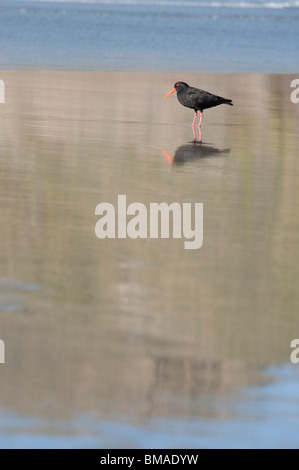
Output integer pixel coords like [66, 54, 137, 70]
[162, 150, 174, 165]
[164, 88, 176, 98]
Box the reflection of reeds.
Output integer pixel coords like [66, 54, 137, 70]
[152, 357, 237, 398]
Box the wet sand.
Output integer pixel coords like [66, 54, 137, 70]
[0, 71, 299, 447]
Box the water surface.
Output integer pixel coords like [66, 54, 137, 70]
[1, 0, 299, 72]
[0, 71, 299, 448]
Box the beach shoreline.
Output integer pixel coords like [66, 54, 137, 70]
[1, 0, 298, 74]
[0, 69, 299, 447]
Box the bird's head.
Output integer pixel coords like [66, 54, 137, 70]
[164, 82, 189, 98]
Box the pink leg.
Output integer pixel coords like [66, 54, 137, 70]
[198, 112, 203, 128]
[192, 112, 197, 141]
[198, 126, 202, 143]
[192, 111, 198, 128]
[192, 127, 197, 141]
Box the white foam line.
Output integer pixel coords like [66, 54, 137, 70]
[15, 0, 299, 9]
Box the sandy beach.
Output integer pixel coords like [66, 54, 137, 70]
[0, 70, 299, 447]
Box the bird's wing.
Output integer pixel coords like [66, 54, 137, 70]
[187, 87, 227, 110]
[186, 87, 201, 99]
[181, 87, 202, 109]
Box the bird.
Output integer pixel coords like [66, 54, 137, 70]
[164, 81, 233, 141]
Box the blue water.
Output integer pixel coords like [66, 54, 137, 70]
[1, 364, 299, 448]
[1, 0, 298, 71]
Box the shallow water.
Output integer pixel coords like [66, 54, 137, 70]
[1, 0, 299, 72]
[1, 364, 299, 448]
[0, 71, 299, 448]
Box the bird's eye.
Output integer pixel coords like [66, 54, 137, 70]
[176, 84, 179, 87]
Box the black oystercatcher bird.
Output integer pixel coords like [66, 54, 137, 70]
[164, 81, 233, 140]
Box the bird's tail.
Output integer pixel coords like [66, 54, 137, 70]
[224, 99, 233, 106]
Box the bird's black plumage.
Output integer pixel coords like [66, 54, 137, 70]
[164, 81, 233, 141]
[174, 81, 233, 112]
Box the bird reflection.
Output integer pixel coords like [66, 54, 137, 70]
[163, 141, 230, 166]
